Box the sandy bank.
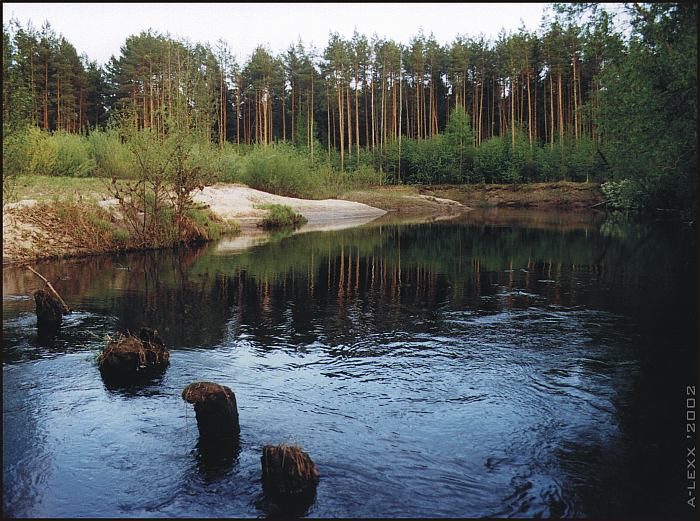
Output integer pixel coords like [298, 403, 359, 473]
[192, 184, 387, 231]
[2, 184, 390, 265]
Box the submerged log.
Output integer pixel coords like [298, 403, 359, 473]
[98, 328, 169, 377]
[261, 444, 319, 501]
[182, 382, 240, 441]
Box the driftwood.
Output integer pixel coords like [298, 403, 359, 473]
[182, 382, 240, 441]
[261, 444, 319, 500]
[98, 328, 169, 377]
[28, 266, 70, 314]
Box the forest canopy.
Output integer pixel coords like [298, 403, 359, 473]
[2, 3, 696, 214]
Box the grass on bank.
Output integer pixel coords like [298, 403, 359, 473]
[9, 175, 128, 203]
[11, 197, 240, 260]
[257, 204, 308, 230]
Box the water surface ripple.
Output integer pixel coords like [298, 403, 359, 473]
[3, 211, 696, 518]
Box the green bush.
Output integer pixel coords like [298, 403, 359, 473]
[185, 206, 239, 240]
[473, 137, 507, 183]
[565, 137, 603, 182]
[3, 124, 31, 203]
[216, 143, 245, 183]
[241, 144, 319, 198]
[534, 145, 561, 182]
[112, 228, 130, 246]
[89, 129, 135, 179]
[258, 204, 308, 229]
[4, 127, 96, 178]
[344, 164, 386, 190]
[52, 131, 96, 177]
[26, 127, 58, 176]
[601, 179, 647, 210]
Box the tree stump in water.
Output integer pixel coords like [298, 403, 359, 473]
[34, 289, 64, 328]
[261, 444, 319, 501]
[97, 328, 169, 377]
[182, 382, 240, 441]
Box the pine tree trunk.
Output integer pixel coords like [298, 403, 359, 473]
[338, 73, 344, 170]
[511, 77, 516, 150]
[346, 83, 352, 156]
[354, 62, 360, 160]
[573, 54, 578, 142]
[527, 71, 532, 149]
[370, 73, 375, 150]
[557, 68, 564, 144]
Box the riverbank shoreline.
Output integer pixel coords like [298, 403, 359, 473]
[2, 179, 602, 267]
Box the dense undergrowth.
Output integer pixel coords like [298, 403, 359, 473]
[4, 121, 607, 199]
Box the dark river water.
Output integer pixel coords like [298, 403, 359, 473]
[3, 209, 697, 518]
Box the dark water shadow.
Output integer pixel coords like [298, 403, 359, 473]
[254, 490, 317, 519]
[193, 435, 241, 483]
[36, 321, 62, 346]
[99, 368, 168, 397]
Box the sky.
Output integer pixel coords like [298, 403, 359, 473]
[3, 2, 552, 65]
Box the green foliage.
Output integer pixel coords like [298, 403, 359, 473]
[257, 204, 308, 230]
[402, 137, 449, 184]
[51, 131, 96, 177]
[443, 106, 477, 182]
[535, 145, 564, 182]
[601, 180, 647, 210]
[565, 136, 605, 183]
[597, 3, 697, 212]
[103, 127, 220, 247]
[473, 137, 506, 183]
[185, 206, 239, 240]
[241, 143, 318, 198]
[3, 127, 97, 178]
[112, 228, 130, 246]
[2, 123, 30, 204]
[343, 164, 386, 190]
[89, 129, 135, 179]
[216, 143, 246, 183]
[502, 130, 531, 184]
[25, 127, 58, 176]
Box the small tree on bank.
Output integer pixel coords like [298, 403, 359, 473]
[107, 126, 216, 247]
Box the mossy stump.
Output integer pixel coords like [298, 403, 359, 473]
[182, 382, 240, 441]
[97, 328, 169, 377]
[34, 289, 64, 328]
[261, 444, 319, 501]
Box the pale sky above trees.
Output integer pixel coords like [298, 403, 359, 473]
[3, 2, 551, 64]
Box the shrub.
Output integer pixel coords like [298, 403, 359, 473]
[344, 164, 386, 190]
[185, 206, 240, 241]
[112, 228, 130, 246]
[565, 137, 603, 182]
[535, 145, 561, 182]
[26, 126, 58, 176]
[258, 204, 308, 229]
[241, 144, 320, 198]
[216, 143, 245, 183]
[473, 137, 507, 183]
[89, 129, 135, 179]
[601, 179, 647, 210]
[2, 124, 31, 203]
[52, 131, 96, 177]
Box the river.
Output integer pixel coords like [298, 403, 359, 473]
[2, 209, 696, 518]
